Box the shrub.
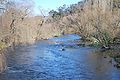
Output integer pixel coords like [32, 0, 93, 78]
[0, 42, 7, 50]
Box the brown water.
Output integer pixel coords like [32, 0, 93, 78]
[0, 34, 120, 80]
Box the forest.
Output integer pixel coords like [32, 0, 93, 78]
[0, 0, 120, 48]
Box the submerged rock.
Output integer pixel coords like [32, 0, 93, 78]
[61, 48, 65, 51]
[59, 47, 65, 51]
[114, 64, 120, 68]
[77, 43, 85, 47]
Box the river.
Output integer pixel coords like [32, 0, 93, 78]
[0, 34, 120, 80]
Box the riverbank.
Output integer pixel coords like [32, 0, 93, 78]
[0, 49, 7, 73]
[98, 46, 120, 68]
[73, 36, 120, 68]
[106, 44, 120, 68]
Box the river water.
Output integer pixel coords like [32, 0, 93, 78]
[0, 34, 120, 80]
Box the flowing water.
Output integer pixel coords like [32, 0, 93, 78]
[0, 34, 120, 80]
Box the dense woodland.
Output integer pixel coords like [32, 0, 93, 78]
[0, 0, 120, 49]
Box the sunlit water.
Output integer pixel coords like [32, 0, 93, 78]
[0, 34, 120, 80]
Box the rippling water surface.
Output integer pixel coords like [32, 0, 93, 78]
[0, 34, 120, 80]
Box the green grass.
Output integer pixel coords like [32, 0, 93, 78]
[0, 42, 7, 50]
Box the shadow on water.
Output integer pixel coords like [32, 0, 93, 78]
[0, 34, 120, 80]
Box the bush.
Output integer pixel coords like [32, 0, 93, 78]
[0, 42, 7, 50]
[92, 31, 113, 47]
